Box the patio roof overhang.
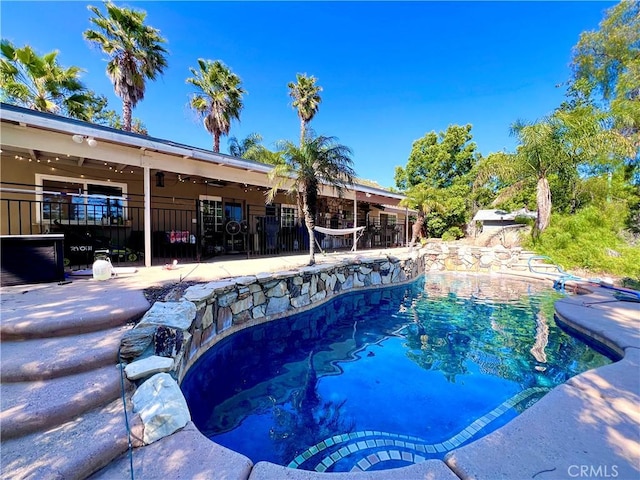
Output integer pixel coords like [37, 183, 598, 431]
[0, 103, 406, 205]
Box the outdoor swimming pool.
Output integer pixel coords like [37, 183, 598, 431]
[181, 273, 612, 472]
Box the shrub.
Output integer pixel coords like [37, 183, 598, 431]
[442, 226, 465, 241]
[525, 202, 640, 279]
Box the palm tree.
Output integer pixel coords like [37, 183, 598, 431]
[267, 135, 355, 265]
[228, 132, 262, 157]
[186, 59, 245, 152]
[0, 40, 94, 120]
[476, 112, 610, 239]
[84, 2, 168, 132]
[400, 184, 445, 247]
[288, 73, 322, 145]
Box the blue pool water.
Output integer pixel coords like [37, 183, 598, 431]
[181, 274, 612, 472]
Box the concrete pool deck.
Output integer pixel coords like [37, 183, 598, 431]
[1, 248, 638, 479]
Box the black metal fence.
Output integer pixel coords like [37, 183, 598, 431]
[1, 182, 407, 269]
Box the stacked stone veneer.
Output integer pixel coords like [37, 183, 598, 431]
[119, 243, 528, 444]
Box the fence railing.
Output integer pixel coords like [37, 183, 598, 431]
[1, 185, 407, 268]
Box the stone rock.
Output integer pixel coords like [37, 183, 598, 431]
[291, 293, 311, 308]
[256, 272, 276, 282]
[217, 291, 238, 307]
[154, 326, 184, 358]
[288, 281, 301, 298]
[252, 304, 266, 319]
[341, 275, 354, 290]
[234, 310, 252, 324]
[201, 304, 214, 330]
[120, 326, 156, 363]
[231, 296, 253, 314]
[266, 295, 290, 315]
[137, 301, 196, 331]
[266, 281, 288, 298]
[253, 290, 266, 306]
[183, 283, 216, 303]
[217, 306, 232, 332]
[125, 355, 174, 381]
[132, 373, 191, 445]
[311, 290, 327, 303]
[480, 254, 495, 267]
[235, 276, 257, 286]
[360, 266, 372, 275]
[371, 272, 382, 285]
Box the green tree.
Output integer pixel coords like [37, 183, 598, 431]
[267, 135, 355, 265]
[228, 132, 284, 164]
[396, 124, 479, 237]
[571, 0, 640, 151]
[86, 93, 148, 134]
[395, 124, 478, 190]
[187, 59, 245, 153]
[399, 184, 445, 246]
[228, 132, 262, 157]
[288, 73, 322, 145]
[244, 144, 284, 166]
[0, 40, 94, 120]
[84, 1, 168, 132]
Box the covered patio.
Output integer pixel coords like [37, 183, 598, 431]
[0, 104, 410, 270]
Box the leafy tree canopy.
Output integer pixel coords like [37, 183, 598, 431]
[267, 135, 355, 265]
[0, 39, 94, 120]
[186, 58, 245, 152]
[395, 124, 478, 190]
[570, 1, 639, 164]
[84, 1, 168, 131]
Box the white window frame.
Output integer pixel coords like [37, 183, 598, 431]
[281, 203, 297, 227]
[199, 194, 223, 232]
[35, 173, 128, 224]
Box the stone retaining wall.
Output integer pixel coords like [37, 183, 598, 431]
[175, 243, 525, 380]
[119, 243, 527, 444]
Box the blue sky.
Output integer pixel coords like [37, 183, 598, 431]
[1, 1, 614, 188]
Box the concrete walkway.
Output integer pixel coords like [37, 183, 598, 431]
[1, 249, 639, 479]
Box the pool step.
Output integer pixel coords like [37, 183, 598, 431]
[0, 397, 143, 480]
[0, 364, 127, 439]
[0, 281, 150, 340]
[0, 325, 129, 382]
[510, 262, 561, 272]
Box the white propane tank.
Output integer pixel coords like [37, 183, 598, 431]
[92, 258, 112, 281]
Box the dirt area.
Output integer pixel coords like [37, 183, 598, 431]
[143, 280, 200, 305]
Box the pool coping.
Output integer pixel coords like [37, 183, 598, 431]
[94, 260, 640, 479]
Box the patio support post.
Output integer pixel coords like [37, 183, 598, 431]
[353, 197, 358, 251]
[144, 166, 151, 267]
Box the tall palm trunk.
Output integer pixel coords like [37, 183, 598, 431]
[409, 212, 425, 247]
[534, 176, 552, 238]
[214, 132, 221, 152]
[300, 117, 306, 146]
[302, 196, 316, 265]
[122, 99, 133, 132]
